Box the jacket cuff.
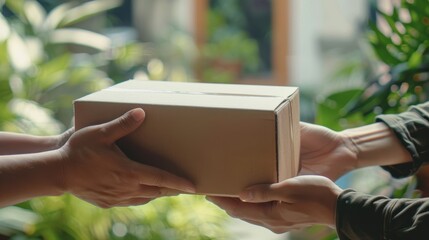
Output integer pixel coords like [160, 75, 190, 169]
[376, 106, 429, 177]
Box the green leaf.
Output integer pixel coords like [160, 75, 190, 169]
[368, 22, 402, 65]
[4, 0, 25, 22]
[316, 89, 363, 130]
[22, 0, 46, 33]
[58, 0, 122, 28]
[35, 54, 71, 91]
[377, 9, 402, 37]
[7, 31, 33, 72]
[0, 78, 12, 102]
[0, 12, 11, 42]
[42, 2, 74, 31]
[408, 44, 426, 68]
[49, 28, 111, 51]
[346, 82, 392, 116]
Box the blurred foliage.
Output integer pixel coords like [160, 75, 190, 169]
[0, 195, 227, 240]
[199, 0, 260, 83]
[0, 0, 150, 132]
[0, 0, 227, 239]
[316, 0, 429, 130]
[146, 29, 198, 82]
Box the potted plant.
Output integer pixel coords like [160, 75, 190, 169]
[198, 8, 260, 83]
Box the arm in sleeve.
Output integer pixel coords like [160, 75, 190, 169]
[376, 102, 429, 177]
[336, 189, 429, 240]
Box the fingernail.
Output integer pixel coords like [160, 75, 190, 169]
[130, 109, 145, 122]
[239, 190, 253, 202]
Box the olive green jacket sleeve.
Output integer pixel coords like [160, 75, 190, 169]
[376, 102, 429, 177]
[336, 102, 429, 239]
[336, 189, 429, 240]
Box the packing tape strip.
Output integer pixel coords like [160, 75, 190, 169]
[106, 87, 285, 98]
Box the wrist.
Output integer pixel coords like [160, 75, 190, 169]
[50, 149, 68, 195]
[340, 123, 412, 169]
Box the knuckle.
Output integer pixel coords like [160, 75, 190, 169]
[129, 169, 142, 181]
[151, 173, 166, 187]
[112, 171, 128, 185]
[117, 115, 131, 131]
[98, 126, 110, 139]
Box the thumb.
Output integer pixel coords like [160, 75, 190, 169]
[239, 182, 293, 203]
[99, 108, 145, 144]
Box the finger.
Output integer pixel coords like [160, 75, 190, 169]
[239, 181, 297, 203]
[98, 108, 145, 144]
[238, 183, 281, 203]
[207, 196, 275, 220]
[207, 197, 307, 233]
[137, 185, 182, 198]
[114, 197, 153, 207]
[129, 161, 196, 194]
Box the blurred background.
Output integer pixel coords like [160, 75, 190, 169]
[1, 0, 428, 239]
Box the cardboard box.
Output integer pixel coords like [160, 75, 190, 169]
[74, 80, 300, 197]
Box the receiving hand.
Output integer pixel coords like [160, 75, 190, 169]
[207, 122, 353, 233]
[208, 176, 342, 233]
[299, 122, 357, 180]
[59, 108, 195, 208]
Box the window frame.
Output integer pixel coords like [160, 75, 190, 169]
[193, 0, 290, 86]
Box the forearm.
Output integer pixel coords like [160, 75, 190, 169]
[0, 150, 65, 207]
[0, 132, 59, 155]
[341, 122, 412, 169]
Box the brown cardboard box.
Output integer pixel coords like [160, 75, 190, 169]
[74, 80, 300, 197]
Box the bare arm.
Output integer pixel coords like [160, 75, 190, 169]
[0, 150, 64, 206]
[341, 122, 412, 169]
[299, 122, 412, 180]
[0, 129, 73, 155]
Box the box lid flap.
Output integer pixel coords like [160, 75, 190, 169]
[76, 80, 298, 111]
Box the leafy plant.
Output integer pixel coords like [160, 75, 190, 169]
[0, 0, 129, 132]
[318, 0, 429, 129]
[317, 0, 429, 129]
[346, 0, 429, 117]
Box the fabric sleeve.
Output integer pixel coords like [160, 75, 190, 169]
[336, 189, 429, 240]
[376, 102, 429, 178]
